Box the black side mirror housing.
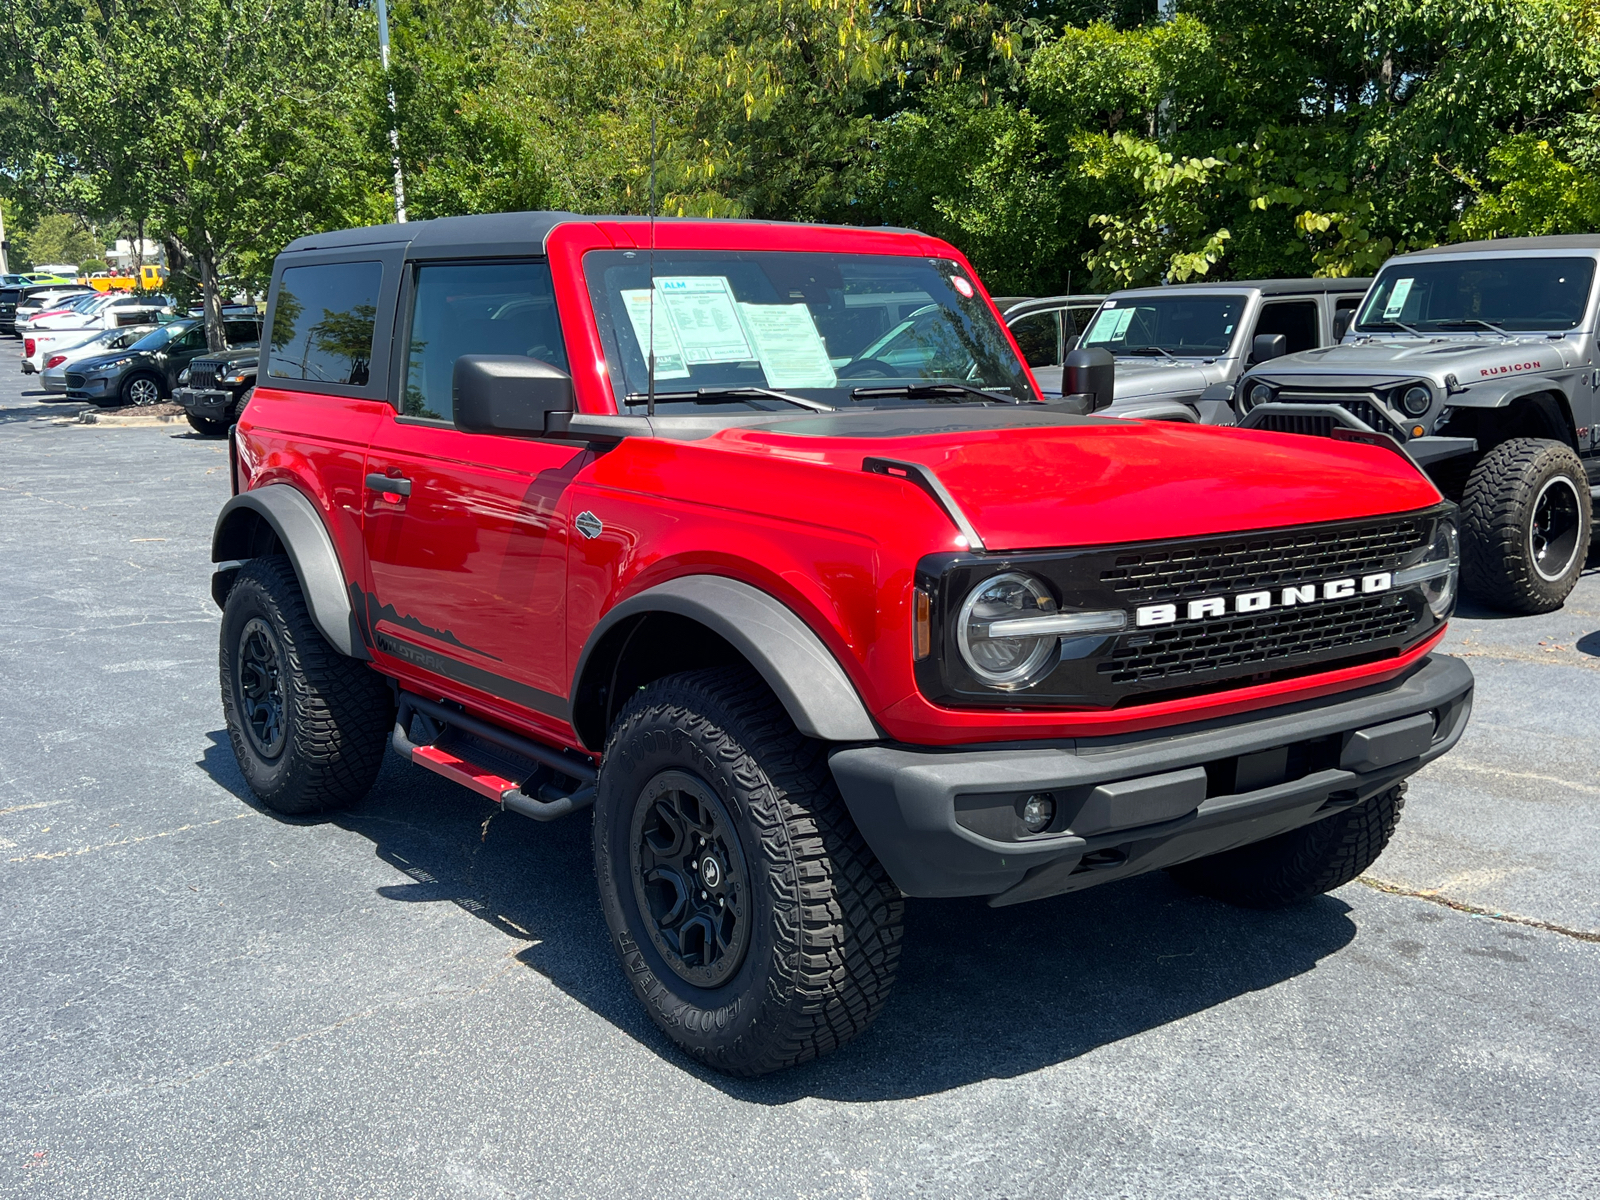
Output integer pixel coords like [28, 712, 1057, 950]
[1250, 333, 1287, 364]
[1061, 346, 1115, 412]
[453, 355, 574, 435]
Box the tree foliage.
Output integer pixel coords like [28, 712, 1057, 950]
[3, 0, 1598, 305]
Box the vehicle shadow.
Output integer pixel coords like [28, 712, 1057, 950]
[201, 740, 1361, 1101]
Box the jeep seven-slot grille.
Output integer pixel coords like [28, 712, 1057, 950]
[189, 360, 221, 390]
[1098, 592, 1416, 686]
[1253, 412, 1337, 438]
[1277, 393, 1403, 438]
[1099, 516, 1428, 605]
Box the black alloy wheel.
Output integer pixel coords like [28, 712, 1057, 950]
[236, 617, 288, 760]
[630, 770, 752, 988]
[1461, 437, 1592, 614]
[593, 665, 904, 1076]
[1529, 474, 1583, 583]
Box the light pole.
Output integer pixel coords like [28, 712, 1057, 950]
[376, 0, 408, 223]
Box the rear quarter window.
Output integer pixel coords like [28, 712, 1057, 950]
[268, 261, 383, 387]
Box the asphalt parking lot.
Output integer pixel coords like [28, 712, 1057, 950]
[2, 366, 1597, 1199]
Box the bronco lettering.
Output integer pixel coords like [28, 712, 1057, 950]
[1135, 574, 1392, 627]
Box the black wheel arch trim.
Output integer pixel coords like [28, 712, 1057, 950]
[571, 574, 880, 750]
[211, 484, 370, 660]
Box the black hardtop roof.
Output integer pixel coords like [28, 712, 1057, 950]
[1392, 234, 1600, 258]
[1109, 277, 1372, 300]
[281, 211, 923, 260]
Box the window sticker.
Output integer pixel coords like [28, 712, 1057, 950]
[1383, 278, 1414, 320]
[654, 276, 754, 364]
[739, 303, 838, 389]
[950, 275, 974, 299]
[1099, 307, 1136, 339]
[620, 289, 690, 378]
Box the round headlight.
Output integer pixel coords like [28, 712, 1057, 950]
[1247, 382, 1273, 410]
[957, 572, 1059, 689]
[1400, 385, 1431, 417]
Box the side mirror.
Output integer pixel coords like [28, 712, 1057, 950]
[453, 355, 574, 435]
[1062, 346, 1115, 412]
[1250, 333, 1287, 364]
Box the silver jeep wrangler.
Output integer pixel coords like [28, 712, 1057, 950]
[1236, 236, 1598, 614]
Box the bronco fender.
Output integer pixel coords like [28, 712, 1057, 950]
[211, 484, 369, 660]
[571, 574, 879, 750]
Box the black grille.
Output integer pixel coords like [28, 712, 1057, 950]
[1254, 412, 1336, 438]
[189, 360, 221, 389]
[1099, 593, 1418, 686]
[1099, 516, 1429, 605]
[1276, 392, 1403, 438]
[64, 371, 87, 388]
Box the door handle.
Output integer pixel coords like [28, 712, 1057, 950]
[365, 472, 412, 496]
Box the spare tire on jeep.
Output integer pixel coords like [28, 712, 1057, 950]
[1460, 437, 1592, 614]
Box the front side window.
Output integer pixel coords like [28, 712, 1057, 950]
[269, 261, 382, 386]
[1356, 256, 1597, 333]
[1253, 301, 1319, 353]
[1081, 295, 1248, 357]
[582, 250, 1037, 412]
[1009, 310, 1061, 367]
[402, 260, 567, 421]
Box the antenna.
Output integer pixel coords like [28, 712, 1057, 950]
[647, 109, 657, 417]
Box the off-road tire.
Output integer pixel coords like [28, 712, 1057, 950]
[593, 666, 904, 1076]
[1461, 437, 1591, 614]
[185, 412, 229, 436]
[1167, 784, 1407, 908]
[231, 387, 254, 425]
[219, 556, 391, 815]
[121, 372, 163, 407]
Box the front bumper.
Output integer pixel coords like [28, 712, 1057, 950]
[174, 387, 233, 420]
[1239, 402, 1476, 467]
[829, 654, 1472, 905]
[65, 375, 117, 403]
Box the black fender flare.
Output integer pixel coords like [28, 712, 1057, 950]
[571, 574, 879, 748]
[211, 484, 369, 660]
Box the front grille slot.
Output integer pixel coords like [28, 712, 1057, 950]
[189, 360, 221, 389]
[1255, 412, 1336, 438]
[64, 371, 86, 388]
[1099, 517, 1428, 606]
[1099, 593, 1417, 686]
[1276, 391, 1403, 438]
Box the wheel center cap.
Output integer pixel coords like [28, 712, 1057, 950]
[699, 855, 723, 890]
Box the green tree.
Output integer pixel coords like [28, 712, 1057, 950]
[14, 213, 100, 269]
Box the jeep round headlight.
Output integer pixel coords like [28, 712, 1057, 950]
[1393, 517, 1459, 619]
[1400, 385, 1431, 417]
[957, 573, 1060, 689]
[1246, 382, 1273, 411]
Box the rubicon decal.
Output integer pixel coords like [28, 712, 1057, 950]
[1479, 360, 1541, 377]
[1135, 574, 1393, 627]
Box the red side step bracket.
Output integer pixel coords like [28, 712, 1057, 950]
[411, 743, 518, 803]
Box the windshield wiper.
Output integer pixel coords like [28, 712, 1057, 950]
[1357, 319, 1424, 337]
[1430, 319, 1512, 337]
[1125, 346, 1178, 360]
[849, 382, 1023, 405]
[623, 386, 833, 412]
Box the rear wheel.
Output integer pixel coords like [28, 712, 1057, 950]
[1168, 784, 1406, 908]
[121, 373, 162, 407]
[1461, 437, 1591, 614]
[593, 666, 903, 1075]
[220, 557, 391, 815]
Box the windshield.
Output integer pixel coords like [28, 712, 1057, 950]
[1356, 257, 1596, 333]
[583, 250, 1037, 411]
[1080, 295, 1247, 356]
[130, 321, 192, 351]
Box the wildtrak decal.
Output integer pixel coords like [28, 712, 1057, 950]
[1479, 360, 1542, 377]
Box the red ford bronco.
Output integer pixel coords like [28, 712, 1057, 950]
[212, 213, 1472, 1075]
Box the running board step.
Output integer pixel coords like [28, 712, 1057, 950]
[393, 692, 597, 822]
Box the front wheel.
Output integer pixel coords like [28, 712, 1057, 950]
[1461, 437, 1591, 614]
[593, 666, 904, 1076]
[185, 412, 229, 436]
[1168, 784, 1406, 908]
[121, 373, 163, 407]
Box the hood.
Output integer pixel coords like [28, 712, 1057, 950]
[1252, 334, 1584, 385]
[198, 348, 260, 366]
[720, 409, 1440, 552]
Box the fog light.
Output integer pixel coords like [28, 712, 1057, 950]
[1021, 793, 1056, 833]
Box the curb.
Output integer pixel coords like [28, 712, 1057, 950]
[75, 411, 187, 427]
